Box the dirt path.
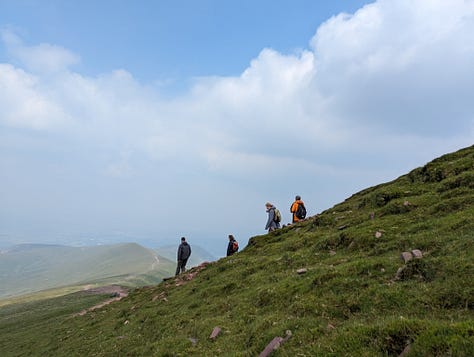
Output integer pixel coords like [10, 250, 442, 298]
[75, 285, 128, 316]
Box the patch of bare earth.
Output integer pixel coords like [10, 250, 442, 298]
[74, 285, 129, 316]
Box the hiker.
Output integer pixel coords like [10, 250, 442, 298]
[175, 236, 192, 276]
[226, 234, 239, 256]
[265, 202, 281, 232]
[290, 195, 306, 223]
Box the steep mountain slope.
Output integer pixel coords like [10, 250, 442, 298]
[0, 243, 175, 298]
[1, 145, 473, 356]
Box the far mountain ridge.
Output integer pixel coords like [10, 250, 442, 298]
[0, 242, 175, 299]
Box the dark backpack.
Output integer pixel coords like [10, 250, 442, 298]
[273, 208, 282, 223]
[296, 204, 306, 219]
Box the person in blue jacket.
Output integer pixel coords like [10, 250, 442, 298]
[265, 202, 280, 232]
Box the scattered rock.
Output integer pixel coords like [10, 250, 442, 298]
[259, 330, 292, 357]
[296, 268, 307, 274]
[395, 267, 405, 280]
[327, 323, 335, 330]
[259, 337, 283, 357]
[337, 225, 348, 230]
[152, 292, 167, 302]
[124, 320, 129, 325]
[173, 262, 211, 287]
[403, 200, 411, 207]
[329, 250, 337, 256]
[209, 327, 222, 340]
[399, 342, 412, 356]
[188, 337, 198, 346]
[411, 249, 423, 259]
[375, 231, 383, 238]
[400, 252, 413, 263]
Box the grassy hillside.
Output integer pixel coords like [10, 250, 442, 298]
[0, 243, 175, 299]
[1, 145, 473, 356]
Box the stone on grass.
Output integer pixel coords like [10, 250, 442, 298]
[399, 342, 412, 356]
[259, 337, 283, 357]
[395, 267, 405, 280]
[375, 231, 383, 238]
[400, 252, 413, 263]
[296, 268, 307, 274]
[411, 249, 423, 259]
[209, 327, 222, 340]
[259, 330, 292, 357]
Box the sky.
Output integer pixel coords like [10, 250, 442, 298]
[0, 0, 473, 257]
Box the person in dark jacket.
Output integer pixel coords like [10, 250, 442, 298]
[226, 234, 239, 256]
[265, 202, 280, 232]
[176, 236, 191, 276]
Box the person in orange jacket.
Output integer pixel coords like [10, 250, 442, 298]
[290, 195, 306, 223]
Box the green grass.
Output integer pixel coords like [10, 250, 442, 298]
[1, 145, 473, 356]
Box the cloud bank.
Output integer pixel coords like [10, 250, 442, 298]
[1, 0, 473, 251]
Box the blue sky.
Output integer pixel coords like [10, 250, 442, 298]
[1, 0, 473, 256]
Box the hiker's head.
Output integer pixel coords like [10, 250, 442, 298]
[228, 234, 234, 241]
[265, 202, 272, 209]
[295, 195, 301, 200]
[181, 237, 186, 242]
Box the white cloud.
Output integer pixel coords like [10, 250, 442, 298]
[1, 29, 80, 73]
[1, 1, 473, 165]
[0, 64, 70, 129]
[310, 0, 474, 135]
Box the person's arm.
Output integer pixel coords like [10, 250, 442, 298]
[291, 202, 297, 213]
[265, 210, 274, 229]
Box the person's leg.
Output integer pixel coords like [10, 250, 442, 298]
[175, 260, 182, 276]
[180, 258, 188, 273]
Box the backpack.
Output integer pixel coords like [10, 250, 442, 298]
[273, 208, 282, 223]
[232, 240, 239, 253]
[296, 204, 307, 219]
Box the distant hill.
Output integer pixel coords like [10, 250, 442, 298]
[0, 243, 175, 299]
[156, 244, 216, 268]
[0, 145, 473, 356]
